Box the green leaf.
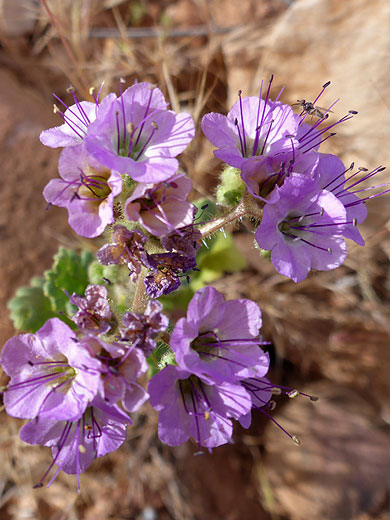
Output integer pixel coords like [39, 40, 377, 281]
[7, 277, 56, 332]
[88, 261, 118, 285]
[43, 247, 94, 315]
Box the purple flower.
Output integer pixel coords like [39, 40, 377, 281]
[148, 364, 252, 448]
[40, 86, 116, 148]
[170, 286, 269, 383]
[20, 396, 131, 491]
[125, 174, 195, 237]
[70, 284, 112, 334]
[202, 78, 300, 169]
[119, 300, 169, 357]
[43, 145, 122, 238]
[313, 154, 388, 246]
[1, 318, 102, 421]
[144, 252, 197, 298]
[100, 347, 149, 413]
[96, 225, 148, 282]
[255, 173, 348, 282]
[241, 151, 319, 204]
[84, 82, 195, 183]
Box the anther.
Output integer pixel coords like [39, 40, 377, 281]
[269, 400, 277, 411]
[287, 389, 299, 399]
[237, 89, 242, 96]
[348, 110, 358, 114]
[310, 395, 319, 401]
[327, 247, 332, 254]
[352, 218, 357, 226]
[292, 435, 301, 446]
[78, 444, 87, 453]
[53, 104, 60, 114]
[89, 86, 96, 95]
[28, 360, 34, 366]
[322, 81, 331, 89]
[151, 121, 158, 130]
[271, 387, 282, 395]
[120, 77, 126, 84]
[102, 277, 111, 285]
[320, 207, 324, 216]
[378, 166, 386, 172]
[126, 122, 135, 133]
[358, 167, 368, 172]
[234, 118, 239, 126]
[66, 86, 75, 93]
[194, 451, 205, 456]
[33, 483, 44, 489]
[204, 411, 210, 420]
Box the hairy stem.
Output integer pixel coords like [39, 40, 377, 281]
[131, 269, 149, 313]
[198, 192, 263, 238]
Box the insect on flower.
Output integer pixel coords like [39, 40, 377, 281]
[292, 80, 335, 119]
[293, 99, 333, 119]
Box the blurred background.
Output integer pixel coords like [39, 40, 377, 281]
[0, 1, 389, 518]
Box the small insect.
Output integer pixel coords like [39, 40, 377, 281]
[293, 99, 332, 119]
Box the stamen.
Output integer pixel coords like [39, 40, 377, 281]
[260, 408, 300, 445]
[135, 122, 158, 160]
[115, 111, 121, 154]
[134, 87, 155, 149]
[119, 78, 127, 145]
[52, 93, 89, 135]
[237, 90, 248, 156]
[256, 75, 274, 145]
[301, 132, 336, 154]
[234, 117, 245, 156]
[34, 421, 73, 489]
[322, 162, 354, 191]
[252, 80, 264, 156]
[260, 119, 274, 155]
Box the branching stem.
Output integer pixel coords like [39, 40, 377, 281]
[198, 192, 263, 238]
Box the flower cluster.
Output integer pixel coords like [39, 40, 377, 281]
[148, 286, 271, 447]
[1, 77, 387, 490]
[202, 77, 387, 281]
[1, 292, 168, 490]
[41, 81, 201, 297]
